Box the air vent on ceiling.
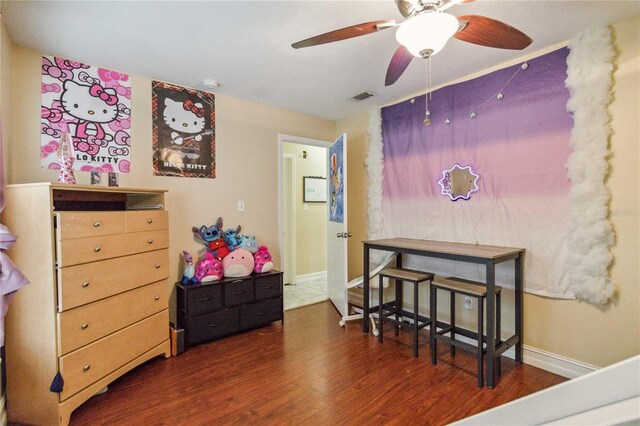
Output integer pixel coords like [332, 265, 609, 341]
[351, 91, 374, 101]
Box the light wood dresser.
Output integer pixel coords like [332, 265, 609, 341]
[2, 183, 171, 425]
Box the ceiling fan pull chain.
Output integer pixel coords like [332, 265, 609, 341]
[424, 56, 432, 126]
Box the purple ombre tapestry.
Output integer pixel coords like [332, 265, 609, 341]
[381, 48, 574, 297]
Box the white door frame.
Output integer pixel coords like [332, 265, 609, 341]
[282, 153, 297, 284]
[277, 134, 332, 286]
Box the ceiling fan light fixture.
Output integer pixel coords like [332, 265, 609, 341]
[395, 12, 459, 58]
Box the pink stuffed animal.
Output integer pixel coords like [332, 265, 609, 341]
[195, 252, 223, 283]
[253, 245, 273, 274]
[222, 248, 254, 277]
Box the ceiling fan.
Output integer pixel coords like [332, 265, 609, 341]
[292, 0, 533, 86]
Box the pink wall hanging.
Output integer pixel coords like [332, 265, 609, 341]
[40, 55, 132, 174]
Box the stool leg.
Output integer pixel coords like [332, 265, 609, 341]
[430, 285, 437, 365]
[496, 291, 502, 377]
[477, 296, 484, 388]
[450, 291, 456, 357]
[378, 275, 384, 343]
[395, 278, 401, 336]
[413, 281, 419, 357]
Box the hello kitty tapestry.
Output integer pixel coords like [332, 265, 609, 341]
[40, 55, 132, 174]
[152, 81, 216, 178]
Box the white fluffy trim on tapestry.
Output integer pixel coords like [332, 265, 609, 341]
[565, 26, 615, 304]
[365, 108, 385, 264]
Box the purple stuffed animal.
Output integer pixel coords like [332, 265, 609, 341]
[195, 252, 223, 283]
[253, 245, 273, 274]
[222, 248, 254, 277]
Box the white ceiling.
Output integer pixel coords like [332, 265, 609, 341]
[2, 1, 639, 121]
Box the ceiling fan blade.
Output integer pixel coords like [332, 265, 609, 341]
[454, 15, 532, 50]
[292, 20, 396, 49]
[385, 45, 414, 86]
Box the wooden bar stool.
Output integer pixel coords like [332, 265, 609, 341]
[378, 267, 434, 357]
[430, 277, 502, 388]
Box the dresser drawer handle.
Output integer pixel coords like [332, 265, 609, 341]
[81, 323, 89, 330]
[147, 218, 153, 224]
[231, 280, 243, 284]
[154, 296, 160, 301]
[263, 285, 273, 290]
[93, 222, 101, 228]
[155, 264, 161, 269]
[256, 312, 266, 316]
[208, 323, 222, 328]
[83, 364, 91, 372]
[197, 297, 213, 302]
[232, 291, 245, 296]
[94, 246, 101, 253]
[147, 239, 154, 244]
[82, 282, 90, 288]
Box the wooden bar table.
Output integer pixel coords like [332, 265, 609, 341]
[362, 238, 525, 388]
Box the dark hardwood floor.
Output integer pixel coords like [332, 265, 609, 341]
[66, 301, 565, 425]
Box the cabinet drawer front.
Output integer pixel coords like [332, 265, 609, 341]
[188, 308, 239, 346]
[58, 234, 126, 267]
[255, 274, 282, 300]
[187, 284, 223, 316]
[224, 279, 254, 306]
[59, 310, 168, 401]
[240, 298, 282, 330]
[125, 229, 169, 255]
[58, 280, 168, 355]
[57, 211, 125, 240]
[58, 249, 169, 311]
[125, 210, 168, 233]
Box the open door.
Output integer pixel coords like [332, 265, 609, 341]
[327, 134, 348, 316]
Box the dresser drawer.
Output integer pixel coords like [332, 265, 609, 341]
[188, 308, 239, 346]
[224, 278, 254, 306]
[125, 210, 168, 233]
[58, 249, 169, 311]
[125, 229, 169, 255]
[56, 211, 125, 240]
[58, 280, 168, 355]
[58, 310, 168, 401]
[57, 234, 126, 267]
[187, 284, 223, 316]
[240, 298, 282, 330]
[255, 274, 282, 300]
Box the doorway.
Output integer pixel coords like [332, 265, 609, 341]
[279, 134, 330, 311]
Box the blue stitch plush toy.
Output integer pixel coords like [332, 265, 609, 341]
[224, 224, 242, 251]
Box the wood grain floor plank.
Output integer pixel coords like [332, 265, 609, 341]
[50, 301, 566, 425]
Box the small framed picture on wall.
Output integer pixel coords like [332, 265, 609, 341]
[303, 176, 326, 203]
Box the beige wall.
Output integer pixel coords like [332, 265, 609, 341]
[1, 14, 11, 178]
[2, 39, 335, 321]
[282, 142, 327, 276]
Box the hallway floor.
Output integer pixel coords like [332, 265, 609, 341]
[284, 275, 328, 310]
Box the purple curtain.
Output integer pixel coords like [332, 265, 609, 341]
[380, 48, 576, 298]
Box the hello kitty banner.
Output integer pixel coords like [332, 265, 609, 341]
[152, 81, 215, 178]
[40, 55, 132, 174]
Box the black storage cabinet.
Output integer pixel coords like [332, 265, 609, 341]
[177, 270, 283, 348]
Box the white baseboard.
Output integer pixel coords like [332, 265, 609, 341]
[522, 345, 598, 378]
[294, 271, 327, 284]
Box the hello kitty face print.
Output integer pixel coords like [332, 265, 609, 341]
[162, 98, 206, 144]
[41, 55, 132, 174]
[152, 80, 216, 179]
